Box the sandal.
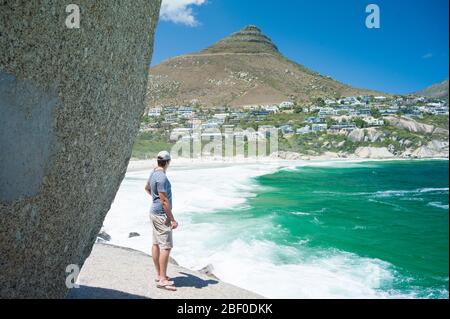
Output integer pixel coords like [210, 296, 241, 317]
[157, 280, 177, 292]
[155, 277, 172, 283]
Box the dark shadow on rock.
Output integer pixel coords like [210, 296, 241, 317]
[67, 286, 149, 299]
[172, 272, 219, 289]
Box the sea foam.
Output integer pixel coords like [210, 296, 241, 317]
[102, 161, 432, 299]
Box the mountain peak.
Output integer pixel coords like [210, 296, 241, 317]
[201, 25, 280, 55]
[149, 25, 383, 108]
[241, 25, 262, 33]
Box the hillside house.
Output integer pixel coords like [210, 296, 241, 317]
[148, 107, 162, 117]
[312, 124, 328, 132]
[296, 125, 311, 135]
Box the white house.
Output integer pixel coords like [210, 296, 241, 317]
[213, 113, 229, 122]
[178, 107, 194, 119]
[189, 118, 203, 129]
[427, 102, 444, 108]
[259, 125, 276, 132]
[312, 124, 328, 132]
[280, 124, 294, 134]
[242, 105, 260, 111]
[318, 107, 338, 117]
[364, 117, 385, 127]
[432, 107, 449, 115]
[264, 105, 280, 113]
[202, 122, 220, 129]
[279, 101, 295, 109]
[296, 125, 311, 135]
[148, 107, 162, 117]
[342, 96, 359, 105]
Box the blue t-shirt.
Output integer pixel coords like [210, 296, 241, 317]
[148, 170, 172, 215]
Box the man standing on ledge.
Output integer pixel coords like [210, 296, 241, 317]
[145, 151, 178, 292]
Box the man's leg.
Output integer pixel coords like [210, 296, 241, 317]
[159, 248, 171, 281]
[152, 244, 161, 279]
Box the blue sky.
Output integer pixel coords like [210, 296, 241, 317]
[154, 0, 449, 94]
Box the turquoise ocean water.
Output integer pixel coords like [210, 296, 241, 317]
[189, 160, 449, 298]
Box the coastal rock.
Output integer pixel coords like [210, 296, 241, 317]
[337, 152, 349, 158]
[366, 128, 383, 143]
[412, 146, 441, 158]
[354, 147, 395, 159]
[68, 244, 263, 299]
[433, 127, 449, 137]
[315, 152, 340, 159]
[97, 231, 112, 243]
[348, 129, 365, 142]
[274, 151, 303, 160]
[384, 116, 435, 134]
[429, 140, 449, 151]
[347, 127, 384, 143]
[0, 1, 162, 298]
[388, 144, 396, 154]
[198, 264, 220, 280]
[403, 140, 413, 147]
[411, 140, 449, 158]
[400, 149, 414, 158]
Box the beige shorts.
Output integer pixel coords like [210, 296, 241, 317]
[150, 214, 173, 250]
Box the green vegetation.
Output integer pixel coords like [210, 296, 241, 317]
[132, 111, 448, 159]
[132, 132, 173, 159]
[418, 114, 449, 130]
[242, 112, 308, 130]
[371, 108, 382, 118]
[354, 117, 367, 128]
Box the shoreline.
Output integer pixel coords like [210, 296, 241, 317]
[127, 155, 449, 172]
[111, 157, 449, 298]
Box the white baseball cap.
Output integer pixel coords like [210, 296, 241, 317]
[157, 151, 171, 161]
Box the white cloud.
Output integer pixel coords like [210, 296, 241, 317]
[160, 0, 206, 27]
[422, 53, 434, 59]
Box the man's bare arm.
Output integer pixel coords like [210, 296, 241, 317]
[145, 184, 151, 196]
[159, 192, 178, 229]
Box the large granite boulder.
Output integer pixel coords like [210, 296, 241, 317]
[0, 0, 161, 298]
[347, 129, 365, 142]
[384, 116, 435, 134]
[354, 147, 395, 159]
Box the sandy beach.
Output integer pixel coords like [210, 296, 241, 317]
[127, 153, 449, 173]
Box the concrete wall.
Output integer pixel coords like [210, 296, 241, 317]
[0, 0, 162, 298]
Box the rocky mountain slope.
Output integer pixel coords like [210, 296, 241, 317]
[415, 80, 449, 100]
[147, 25, 384, 108]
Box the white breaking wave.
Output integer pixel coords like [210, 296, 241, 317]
[289, 211, 311, 216]
[102, 161, 426, 298]
[314, 187, 449, 198]
[427, 202, 449, 210]
[374, 188, 449, 198]
[102, 163, 282, 263]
